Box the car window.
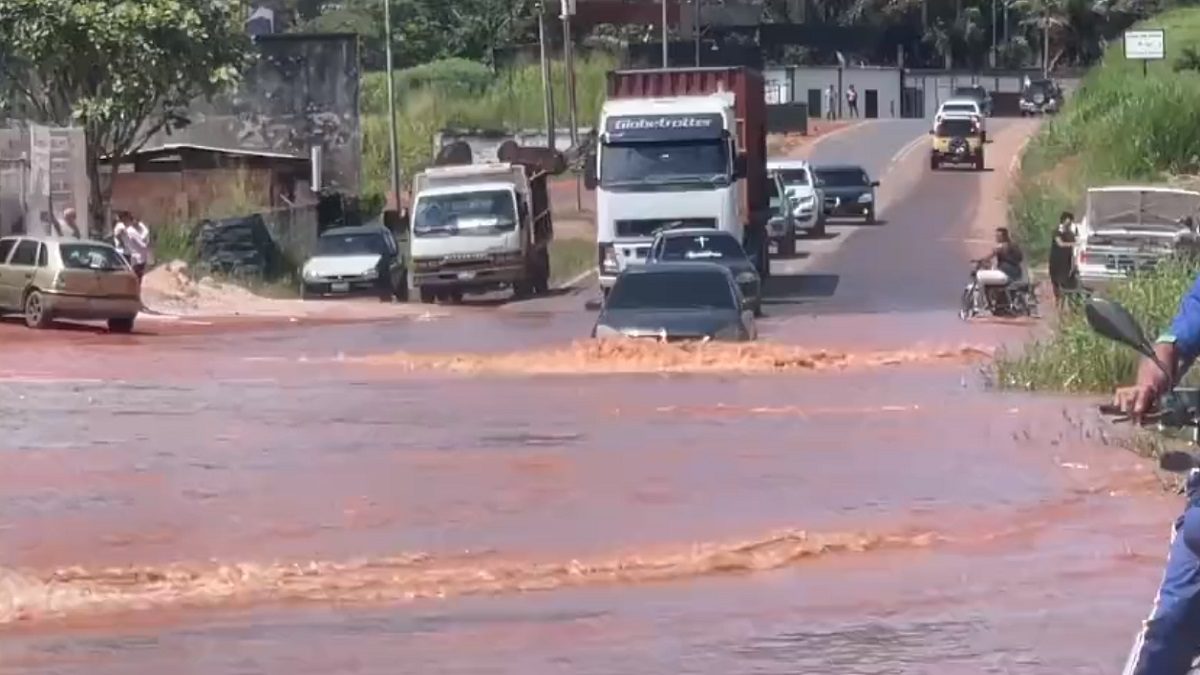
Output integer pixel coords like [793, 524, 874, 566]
[61, 243, 127, 271]
[776, 169, 810, 186]
[9, 239, 38, 266]
[816, 168, 869, 187]
[607, 269, 737, 310]
[0, 238, 16, 264]
[36, 243, 47, 267]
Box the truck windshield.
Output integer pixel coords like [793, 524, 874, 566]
[607, 270, 736, 310]
[413, 190, 517, 237]
[316, 233, 389, 256]
[600, 140, 729, 188]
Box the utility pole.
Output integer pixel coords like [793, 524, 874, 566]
[382, 0, 402, 225]
[1042, 7, 1050, 77]
[538, 4, 556, 151]
[991, 0, 997, 68]
[694, 0, 701, 66]
[662, 0, 669, 67]
[562, 0, 578, 146]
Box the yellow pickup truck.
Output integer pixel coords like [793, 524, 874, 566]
[930, 116, 984, 172]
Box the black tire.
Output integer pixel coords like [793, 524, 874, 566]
[959, 287, 976, 320]
[23, 290, 51, 329]
[419, 287, 437, 304]
[534, 249, 551, 294]
[975, 153, 985, 172]
[777, 231, 796, 257]
[107, 317, 135, 334]
[864, 208, 876, 225]
[808, 216, 826, 239]
[930, 155, 939, 171]
[394, 274, 410, 302]
[449, 290, 464, 304]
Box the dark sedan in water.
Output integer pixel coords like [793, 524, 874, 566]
[591, 262, 757, 342]
[646, 228, 762, 316]
[815, 164, 879, 223]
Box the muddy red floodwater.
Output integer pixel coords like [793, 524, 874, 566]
[0, 120, 1180, 673]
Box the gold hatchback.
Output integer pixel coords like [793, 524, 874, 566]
[0, 236, 141, 332]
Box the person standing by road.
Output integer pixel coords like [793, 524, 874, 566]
[846, 85, 859, 118]
[1048, 211, 1079, 307]
[113, 210, 151, 283]
[823, 85, 835, 120]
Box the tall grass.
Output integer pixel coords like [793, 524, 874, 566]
[994, 258, 1200, 392]
[1009, 7, 1200, 259]
[360, 55, 616, 204]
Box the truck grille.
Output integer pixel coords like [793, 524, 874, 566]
[615, 218, 717, 238]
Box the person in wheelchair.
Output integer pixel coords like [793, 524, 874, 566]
[975, 227, 1026, 315]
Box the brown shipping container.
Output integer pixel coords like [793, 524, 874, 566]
[605, 67, 769, 230]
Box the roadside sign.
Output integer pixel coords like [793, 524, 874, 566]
[1124, 29, 1165, 60]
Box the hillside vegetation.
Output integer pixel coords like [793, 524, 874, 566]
[997, 6, 1200, 392]
[359, 55, 615, 204]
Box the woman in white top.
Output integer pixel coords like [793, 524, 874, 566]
[113, 210, 151, 281]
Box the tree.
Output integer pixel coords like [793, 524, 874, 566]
[0, 0, 252, 234]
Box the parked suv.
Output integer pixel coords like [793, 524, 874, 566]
[1020, 79, 1063, 116]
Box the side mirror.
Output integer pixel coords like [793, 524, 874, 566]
[733, 154, 747, 180]
[871, 180, 880, 187]
[1084, 297, 1171, 380]
[583, 153, 598, 190]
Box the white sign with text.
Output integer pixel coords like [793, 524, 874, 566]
[1125, 29, 1166, 60]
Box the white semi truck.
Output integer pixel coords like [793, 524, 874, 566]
[408, 142, 559, 304]
[584, 67, 772, 295]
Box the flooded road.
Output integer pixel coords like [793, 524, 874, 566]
[0, 119, 1177, 673]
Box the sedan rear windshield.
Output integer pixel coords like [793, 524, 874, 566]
[61, 243, 127, 271]
[657, 234, 746, 262]
[936, 118, 978, 137]
[608, 270, 736, 310]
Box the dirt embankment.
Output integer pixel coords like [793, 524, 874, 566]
[140, 261, 431, 321]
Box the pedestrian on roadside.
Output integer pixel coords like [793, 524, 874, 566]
[113, 210, 151, 283]
[824, 85, 835, 120]
[1048, 210, 1079, 308]
[58, 207, 80, 238]
[846, 85, 859, 118]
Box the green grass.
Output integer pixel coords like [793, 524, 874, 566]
[360, 55, 616, 205]
[999, 6, 1200, 394]
[994, 257, 1200, 392]
[549, 238, 596, 287]
[1010, 7, 1200, 261]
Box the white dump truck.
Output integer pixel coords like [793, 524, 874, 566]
[408, 142, 561, 304]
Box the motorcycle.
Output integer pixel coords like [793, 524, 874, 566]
[959, 259, 1040, 320]
[1087, 296, 1200, 674]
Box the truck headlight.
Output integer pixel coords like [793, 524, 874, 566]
[303, 267, 319, 280]
[857, 193, 874, 204]
[795, 196, 815, 209]
[361, 268, 379, 280]
[593, 324, 622, 339]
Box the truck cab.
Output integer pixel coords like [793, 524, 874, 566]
[409, 162, 552, 303]
[586, 67, 771, 296]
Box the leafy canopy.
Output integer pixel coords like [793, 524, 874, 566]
[0, 0, 252, 163]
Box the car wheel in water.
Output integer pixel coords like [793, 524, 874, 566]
[419, 287, 437, 304]
[107, 317, 135, 334]
[23, 290, 51, 329]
